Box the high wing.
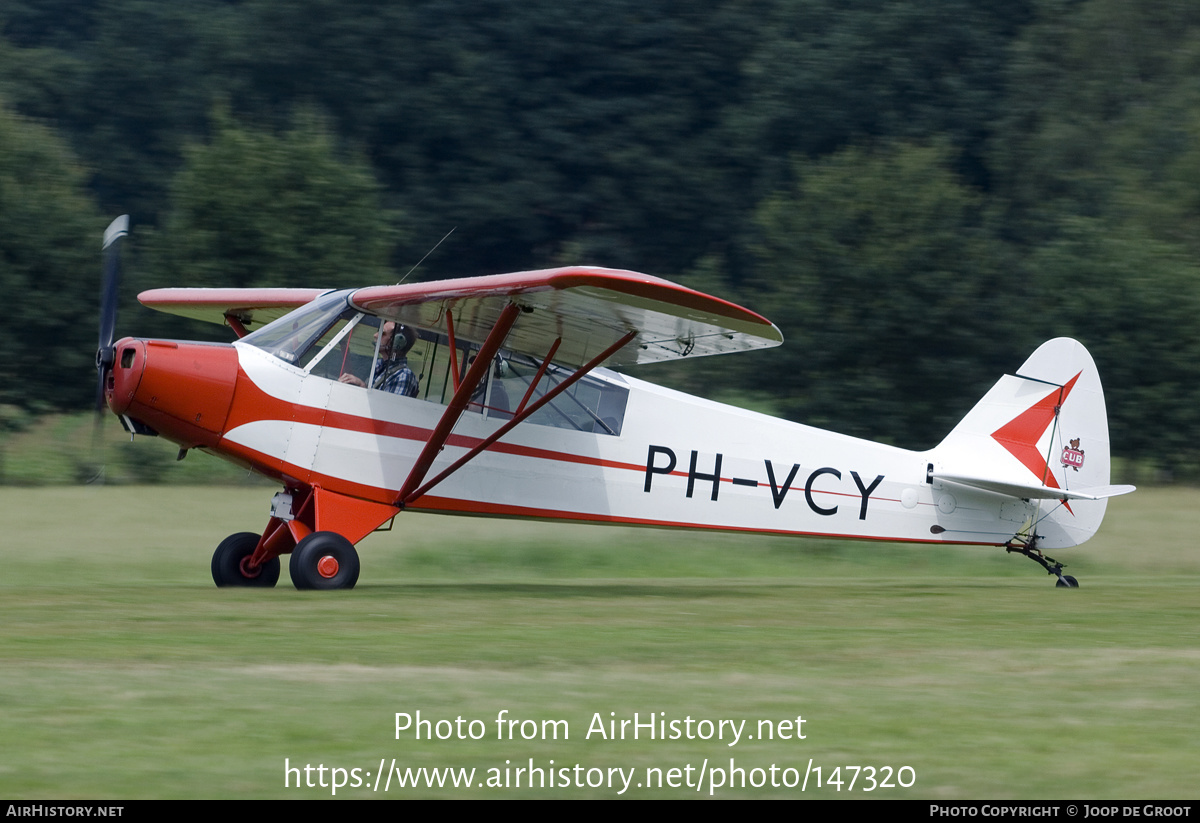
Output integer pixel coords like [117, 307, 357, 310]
[140, 267, 783, 365]
[351, 267, 782, 366]
[138, 287, 330, 336]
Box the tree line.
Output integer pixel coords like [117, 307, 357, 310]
[1, 0, 1198, 475]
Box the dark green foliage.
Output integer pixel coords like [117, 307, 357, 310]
[0, 100, 101, 413]
[991, 0, 1200, 240]
[149, 106, 398, 290]
[229, 0, 766, 275]
[1025, 219, 1200, 476]
[731, 0, 1033, 191]
[747, 143, 1024, 448]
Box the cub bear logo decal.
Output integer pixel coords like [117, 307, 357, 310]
[1061, 438, 1085, 472]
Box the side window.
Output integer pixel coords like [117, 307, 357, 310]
[490, 356, 628, 436]
[311, 320, 629, 436]
[408, 333, 477, 406]
[366, 322, 421, 396]
[303, 319, 446, 399]
[306, 313, 378, 386]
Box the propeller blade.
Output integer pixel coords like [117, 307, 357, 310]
[98, 215, 128, 352]
[95, 215, 129, 413]
[92, 215, 129, 483]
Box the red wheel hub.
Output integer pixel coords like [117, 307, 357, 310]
[317, 555, 340, 578]
[238, 556, 262, 579]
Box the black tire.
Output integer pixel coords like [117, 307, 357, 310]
[212, 532, 279, 587]
[1055, 575, 1079, 588]
[290, 531, 360, 590]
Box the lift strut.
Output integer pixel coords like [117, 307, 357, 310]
[398, 326, 637, 507]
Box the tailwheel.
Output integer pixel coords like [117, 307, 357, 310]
[212, 532, 280, 588]
[290, 531, 360, 590]
[1005, 537, 1078, 588]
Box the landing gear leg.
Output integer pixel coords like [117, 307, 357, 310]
[1006, 537, 1078, 588]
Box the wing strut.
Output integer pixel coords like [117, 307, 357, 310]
[515, 337, 561, 416]
[445, 309, 463, 391]
[224, 313, 250, 339]
[395, 303, 522, 506]
[400, 328, 637, 507]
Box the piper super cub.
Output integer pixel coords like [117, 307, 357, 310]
[95, 217, 1134, 590]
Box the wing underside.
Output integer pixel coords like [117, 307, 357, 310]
[351, 267, 782, 367]
[137, 287, 329, 333]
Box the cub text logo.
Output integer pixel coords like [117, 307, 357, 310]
[1061, 438, 1085, 472]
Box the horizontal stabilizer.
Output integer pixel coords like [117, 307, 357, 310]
[933, 472, 1136, 502]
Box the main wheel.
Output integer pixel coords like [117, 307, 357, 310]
[1055, 574, 1079, 588]
[212, 532, 279, 587]
[290, 531, 360, 590]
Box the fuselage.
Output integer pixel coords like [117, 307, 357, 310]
[109, 334, 1036, 549]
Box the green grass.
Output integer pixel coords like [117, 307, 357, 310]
[0, 412, 268, 485]
[0, 486, 1196, 798]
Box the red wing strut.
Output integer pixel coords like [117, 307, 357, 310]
[401, 329, 637, 507]
[395, 303, 523, 505]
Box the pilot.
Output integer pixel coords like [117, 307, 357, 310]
[340, 321, 419, 397]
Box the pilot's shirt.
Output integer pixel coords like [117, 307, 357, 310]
[375, 356, 419, 397]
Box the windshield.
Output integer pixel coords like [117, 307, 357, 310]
[239, 290, 351, 365]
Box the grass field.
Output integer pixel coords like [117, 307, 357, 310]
[0, 413, 267, 486]
[1, 485, 1197, 798]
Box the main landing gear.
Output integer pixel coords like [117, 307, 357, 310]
[209, 485, 394, 591]
[1005, 537, 1079, 588]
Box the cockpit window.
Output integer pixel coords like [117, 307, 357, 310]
[242, 297, 628, 435]
[239, 290, 352, 365]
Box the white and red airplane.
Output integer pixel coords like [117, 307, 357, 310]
[96, 217, 1134, 590]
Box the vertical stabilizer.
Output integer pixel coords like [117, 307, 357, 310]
[932, 338, 1132, 548]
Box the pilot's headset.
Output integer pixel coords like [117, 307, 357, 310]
[393, 324, 418, 358]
